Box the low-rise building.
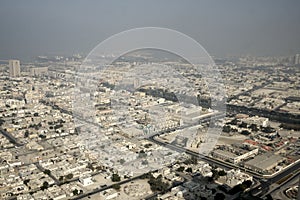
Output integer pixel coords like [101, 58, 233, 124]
[211, 145, 258, 164]
[244, 153, 285, 174]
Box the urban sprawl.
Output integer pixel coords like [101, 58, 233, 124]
[0, 53, 299, 200]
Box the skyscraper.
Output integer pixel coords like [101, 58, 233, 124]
[9, 60, 21, 77]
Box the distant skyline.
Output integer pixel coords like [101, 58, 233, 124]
[1, 0, 300, 61]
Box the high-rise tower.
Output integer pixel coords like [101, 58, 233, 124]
[9, 60, 21, 77]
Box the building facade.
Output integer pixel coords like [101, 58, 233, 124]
[9, 60, 21, 77]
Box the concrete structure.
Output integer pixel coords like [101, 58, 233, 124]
[30, 67, 48, 76]
[79, 176, 93, 186]
[9, 60, 20, 77]
[244, 153, 285, 174]
[225, 169, 253, 187]
[211, 147, 258, 164]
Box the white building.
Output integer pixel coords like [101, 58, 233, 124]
[30, 67, 48, 76]
[9, 60, 20, 77]
[79, 176, 93, 186]
[225, 169, 253, 188]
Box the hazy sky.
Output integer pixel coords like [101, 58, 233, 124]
[1, 0, 300, 61]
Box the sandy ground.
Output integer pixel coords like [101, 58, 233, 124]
[81, 179, 152, 200]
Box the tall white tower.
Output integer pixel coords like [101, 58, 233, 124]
[9, 60, 21, 77]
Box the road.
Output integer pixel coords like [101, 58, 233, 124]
[249, 162, 300, 197]
[147, 135, 262, 178]
[147, 128, 300, 199]
[39, 98, 299, 199]
[0, 127, 22, 146]
[274, 174, 300, 200]
[144, 113, 263, 179]
[34, 162, 60, 185]
[263, 170, 300, 199]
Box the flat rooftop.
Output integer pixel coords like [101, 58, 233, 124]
[245, 153, 284, 170]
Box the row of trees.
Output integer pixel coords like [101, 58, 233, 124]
[148, 174, 170, 192]
[228, 180, 252, 195]
[140, 173, 170, 192]
[176, 166, 193, 173]
[223, 120, 276, 135]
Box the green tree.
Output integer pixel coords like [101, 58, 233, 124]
[176, 166, 185, 172]
[241, 130, 251, 135]
[73, 189, 79, 195]
[222, 125, 231, 133]
[185, 167, 193, 173]
[140, 172, 151, 179]
[230, 118, 239, 125]
[0, 118, 5, 126]
[243, 180, 252, 188]
[249, 124, 258, 132]
[111, 173, 121, 182]
[23, 179, 30, 185]
[119, 159, 125, 165]
[212, 169, 219, 180]
[214, 193, 225, 200]
[66, 173, 73, 179]
[148, 175, 169, 192]
[40, 181, 49, 190]
[218, 170, 227, 176]
[24, 130, 30, 138]
[87, 163, 94, 171]
[138, 150, 147, 158]
[184, 156, 197, 165]
[59, 176, 64, 182]
[239, 122, 248, 128]
[44, 169, 51, 175]
[112, 184, 121, 190]
[142, 160, 148, 165]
